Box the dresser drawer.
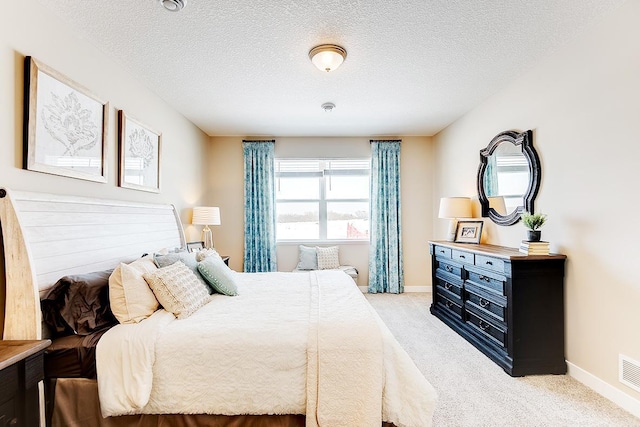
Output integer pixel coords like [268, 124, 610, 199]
[435, 276, 463, 299]
[432, 245, 452, 259]
[466, 310, 507, 349]
[435, 293, 463, 320]
[452, 249, 474, 264]
[465, 284, 507, 325]
[475, 254, 506, 274]
[466, 268, 506, 296]
[0, 363, 18, 403]
[0, 398, 17, 427]
[435, 258, 463, 280]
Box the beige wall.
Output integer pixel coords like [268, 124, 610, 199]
[0, 0, 210, 336]
[433, 0, 640, 406]
[208, 136, 434, 288]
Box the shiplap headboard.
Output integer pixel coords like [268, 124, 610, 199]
[0, 188, 186, 340]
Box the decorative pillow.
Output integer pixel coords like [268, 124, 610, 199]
[143, 261, 211, 319]
[197, 257, 239, 296]
[195, 248, 222, 262]
[316, 246, 340, 270]
[154, 250, 209, 290]
[296, 245, 318, 270]
[41, 269, 117, 337]
[109, 256, 160, 324]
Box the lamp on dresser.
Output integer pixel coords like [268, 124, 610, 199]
[192, 206, 221, 249]
[438, 197, 472, 241]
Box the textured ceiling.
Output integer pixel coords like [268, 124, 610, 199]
[37, 0, 624, 137]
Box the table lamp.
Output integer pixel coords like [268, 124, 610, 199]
[438, 197, 472, 241]
[192, 206, 221, 249]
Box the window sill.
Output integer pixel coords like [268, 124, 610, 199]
[277, 239, 370, 246]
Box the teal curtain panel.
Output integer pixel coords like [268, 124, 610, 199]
[368, 140, 404, 294]
[243, 140, 277, 272]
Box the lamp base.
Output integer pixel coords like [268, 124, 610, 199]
[202, 226, 214, 249]
[446, 219, 458, 242]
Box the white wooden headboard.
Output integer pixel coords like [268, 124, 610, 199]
[0, 188, 186, 340]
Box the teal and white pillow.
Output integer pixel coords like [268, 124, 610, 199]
[197, 257, 239, 296]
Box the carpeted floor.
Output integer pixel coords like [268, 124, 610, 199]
[365, 292, 640, 427]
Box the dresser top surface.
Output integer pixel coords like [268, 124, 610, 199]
[0, 340, 51, 370]
[429, 240, 566, 261]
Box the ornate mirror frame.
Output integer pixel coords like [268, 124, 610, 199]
[477, 129, 541, 226]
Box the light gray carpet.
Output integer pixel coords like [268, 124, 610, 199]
[365, 293, 640, 427]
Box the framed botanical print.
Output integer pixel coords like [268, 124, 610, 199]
[23, 56, 108, 182]
[118, 110, 161, 193]
[454, 220, 484, 244]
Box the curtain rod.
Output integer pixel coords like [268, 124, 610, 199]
[370, 139, 401, 143]
[242, 139, 275, 143]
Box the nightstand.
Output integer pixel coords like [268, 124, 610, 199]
[222, 256, 229, 266]
[0, 340, 51, 427]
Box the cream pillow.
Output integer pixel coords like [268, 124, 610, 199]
[109, 257, 159, 324]
[316, 246, 340, 270]
[144, 261, 211, 319]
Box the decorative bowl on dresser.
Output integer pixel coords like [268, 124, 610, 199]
[429, 241, 566, 376]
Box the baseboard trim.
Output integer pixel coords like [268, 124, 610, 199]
[359, 286, 431, 293]
[567, 361, 640, 419]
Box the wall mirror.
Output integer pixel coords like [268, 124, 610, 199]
[477, 129, 541, 226]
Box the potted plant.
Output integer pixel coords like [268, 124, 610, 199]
[521, 211, 547, 242]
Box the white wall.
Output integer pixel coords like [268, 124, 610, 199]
[207, 136, 434, 289]
[433, 0, 640, 411]
[0, 0, 210, 336]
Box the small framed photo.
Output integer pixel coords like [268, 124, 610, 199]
[454, 221, 484, 244]
[186, 241, 204, 253]
[23, 56, 108, 183]
[118, 110, 161, 193]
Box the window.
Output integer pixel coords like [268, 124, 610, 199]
[275, 159, 370, 241]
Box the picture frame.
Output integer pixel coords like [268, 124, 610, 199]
[23, 56, 108, 183]
[186, 241, 204, 253]
[118, 110, 161, 193]
[454, 220, 484, 244]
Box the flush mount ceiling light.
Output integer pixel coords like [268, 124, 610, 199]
[309, 44, 347, 72]
[321, 102, 336, 113]
[160, 0, 186, 12]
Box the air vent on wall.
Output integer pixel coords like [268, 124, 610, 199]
[619, 354, 640, 392]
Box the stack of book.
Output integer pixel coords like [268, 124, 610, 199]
[519, 240, 550, 255]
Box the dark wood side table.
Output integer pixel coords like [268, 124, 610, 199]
[0, 340, 51, 427]
[221, 256, 229, 266]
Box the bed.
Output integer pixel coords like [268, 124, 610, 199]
[0, 188, 437, 427]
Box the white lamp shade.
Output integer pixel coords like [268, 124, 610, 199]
[309, 44, 347, 72]
[192, 206, 221, 226]
[438, 197, 472, 219]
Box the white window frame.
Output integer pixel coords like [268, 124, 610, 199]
[275, 158, 370, 243]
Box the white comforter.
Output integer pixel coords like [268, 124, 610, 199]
[96, 271, 437, 426]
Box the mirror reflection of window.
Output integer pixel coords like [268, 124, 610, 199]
[483, 143, 530, 215]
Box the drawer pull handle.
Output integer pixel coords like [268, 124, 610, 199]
[478, 275, 491, 283]
[439, 249, 445, 254]
[444, 265, 453, 273]
[485, 260, 493, 265]
[444, 282, 453, 290]
[479, 320, 490, 331]
[445, 301, 454, 308]
[479, 298, 490, 308]
[459, 255, 466, 259]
